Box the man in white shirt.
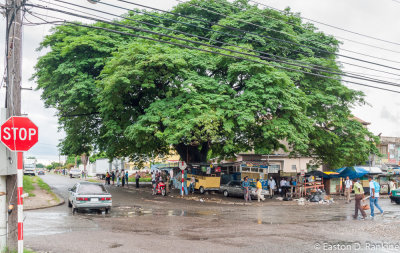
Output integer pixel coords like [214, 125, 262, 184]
[280, 178, 287, 197]
[344, 176, 353, 204]
[389, 179, 397, 194]
[369, 176, 384, 218]
[268, 177, 276, 198]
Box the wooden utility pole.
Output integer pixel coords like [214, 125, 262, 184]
[5, 0, 23, 250]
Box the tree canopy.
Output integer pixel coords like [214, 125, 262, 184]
[33, 0, 378, 169]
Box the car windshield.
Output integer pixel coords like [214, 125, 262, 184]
[78, 184, 107, 194]
[71, 169, 80, 172]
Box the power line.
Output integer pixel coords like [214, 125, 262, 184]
[176, 0, 400, 61]
[249, 0, 400, 47]
[25, 7, 400, 94]
[53, 0, 400, 78]
[112, 0, 400, 69]
[38, 0, 400, 86]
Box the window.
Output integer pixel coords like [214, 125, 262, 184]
[78, 184, 107, 194]
[292, 165, 297, 171]
[268, 165, 280, 173]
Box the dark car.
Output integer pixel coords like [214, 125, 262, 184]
[37, 170, 45, 175]
[390, 188, 400, 204]
[219, 180, 268, 198]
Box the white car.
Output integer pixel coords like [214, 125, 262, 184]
[68, 182, 112, 214]
[69, 169, 81, 178]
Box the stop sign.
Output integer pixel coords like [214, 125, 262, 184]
[0, 116, 38, 151]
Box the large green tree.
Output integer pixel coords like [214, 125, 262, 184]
[33, 0, 378, 169]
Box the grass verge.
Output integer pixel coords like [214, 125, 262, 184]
[23, 176, 36, 197]
[36, 177, 60, 203]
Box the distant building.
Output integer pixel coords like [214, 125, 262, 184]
[374, 136, 400, 168]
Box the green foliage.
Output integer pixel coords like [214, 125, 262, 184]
[23, 176, 36, 197]
[33, 0, 378, 168]
[46, 162, 62, 170]
[36, 163, 45, 168]
[89, 152, 108, 163]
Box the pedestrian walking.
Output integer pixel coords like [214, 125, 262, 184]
[353, 178, 366, 220]
[344, 176, 353, 203]
[151, 172, 156, 195]
[121, 169, 125, 187]
[369, 176, 384, 218]
[135, 172, 140, 188]
[125, 171, 129, 188]
[280, 178, 287, 197]
[116, 170, 120, 187]
[268, 177, 276, 198]
[256, 179, 265, 202]
[111, 171, 115, 185]
[242, 177, 251, 202]
[166, 173, 170, 193]
[105, 172, 111, 185]
[389, 179, 396, 194]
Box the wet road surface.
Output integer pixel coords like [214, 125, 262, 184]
[25, 174, 400, 253]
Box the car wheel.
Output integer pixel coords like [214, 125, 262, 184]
[199, 186, 205, 194]
[105, 208, 111, 214]
[223, 190, 229, 197]
[396, 201, 400, 205]
[68, 201, 72, 208]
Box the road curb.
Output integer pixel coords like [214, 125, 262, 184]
[25, 192, 65, 211]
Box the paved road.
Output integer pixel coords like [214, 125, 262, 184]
[25, 174, 400, 253]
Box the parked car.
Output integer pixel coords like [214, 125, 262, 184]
[390, 188, 400, 204]
[68, 182, 112, 213]
[37, 170, 45, 175]
[219, 180, 268, 199]
[69, 169, 81, 178]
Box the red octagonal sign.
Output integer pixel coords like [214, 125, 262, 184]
[0, 117, 39, 151]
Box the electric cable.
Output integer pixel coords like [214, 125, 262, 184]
[25, 8, 400, 94]
[39, 0, 400, 79]
[37, 0, 400, 86]
[249, 0, 400, 47]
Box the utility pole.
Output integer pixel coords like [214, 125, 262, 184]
[5, 0, 23, 251]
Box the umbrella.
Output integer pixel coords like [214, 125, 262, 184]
[335, 166, 369, 179]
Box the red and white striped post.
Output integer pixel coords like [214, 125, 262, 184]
[0, 116, 39, 253]
[181, 169, 184, 197]
[17, 151, 23, 253]
[179, 161, 187, 197]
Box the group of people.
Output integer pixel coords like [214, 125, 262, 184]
[151, 170, 171, 195]
[353, 176, 385, 220]
[105, 169, 129, 187]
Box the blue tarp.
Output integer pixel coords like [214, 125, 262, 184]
[333, 166, 369, 179]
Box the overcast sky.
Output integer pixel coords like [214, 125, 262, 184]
[0, 0, 399, 164]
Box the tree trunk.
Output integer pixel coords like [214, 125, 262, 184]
[174, 142, 209, 163]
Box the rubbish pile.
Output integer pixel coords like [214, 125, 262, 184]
[308, 189, 335, 204]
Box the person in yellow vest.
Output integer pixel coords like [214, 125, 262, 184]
[256, 179, 265, 202]
[352, 178, 366, 220]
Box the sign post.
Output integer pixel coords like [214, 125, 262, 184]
[0, 116, 38, 253]
[178, 161, 187, 197]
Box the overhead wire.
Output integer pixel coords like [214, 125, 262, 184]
[176, 0, 400, 61]
[24, 6, 400, 94]
[37, 0, 400, 85]
[249, 0, 400, 47]
[43, 0, 400, 79]
[112, 0, 400, 69]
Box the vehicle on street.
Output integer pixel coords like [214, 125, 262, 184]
[37, 170, 45, 175]
[390, 188, 400, 204]
[23, 158, 37, 176]
[68, 182, 112, 214]
[155, 181, 167, 196]
[69, 168, 81, 178]
[219, 180, 268, 199]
